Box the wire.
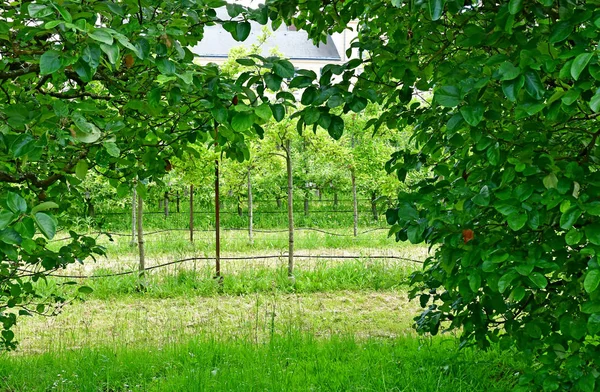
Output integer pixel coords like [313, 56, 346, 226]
[51, 227, 390, 242]
[43, 254, 424, 279]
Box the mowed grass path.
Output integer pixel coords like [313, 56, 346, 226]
[2, 289, 521, 392]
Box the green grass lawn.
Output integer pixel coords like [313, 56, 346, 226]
[1, 333, 521, 392]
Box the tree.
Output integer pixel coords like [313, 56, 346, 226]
[262, 0, 600, 389]
[0, 0, 295, 350]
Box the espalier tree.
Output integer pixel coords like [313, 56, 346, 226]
[0, 0, 297, 350]
[256, 0, 600, 390]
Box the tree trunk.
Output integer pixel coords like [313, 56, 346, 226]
[352, 169, 358, 237]
[237, 196, 243, 217]
[285, 139, 294, 278]
[371, 192, 378, 221]
[304, 194, 309, 216]
[130, 188, 136, 246]
[248, 169, 253, 245]
[317, 188, 322, 201]
[276, 197, 282, 209]
[86, 201, 95, 218]
[189, 184, 194, 243]
[334, 192, 339, 208]
[215, 130, 221, 280]
[158, 199, 163, 210]
[176, 191, 180, 213]
[164, 191, 169, 218]
[137, 193, 145, 277]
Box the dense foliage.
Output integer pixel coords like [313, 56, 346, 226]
[253, 0, 600, 389]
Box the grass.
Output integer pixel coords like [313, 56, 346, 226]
[3, 226, 521, 391]
[0, 333, 522, 392]
[37, 259, 415, 300]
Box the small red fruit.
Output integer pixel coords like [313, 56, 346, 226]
[463, 229, 474, 244]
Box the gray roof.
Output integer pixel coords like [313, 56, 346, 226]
[190, 9, 341, 61]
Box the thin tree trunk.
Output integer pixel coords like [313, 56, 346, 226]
[285, 139, 294, 278]
[248, 169, 253, 244]
[136, 193, 145, 277]
[318, 188, 322, 201]
[237, 196, 243, 217]
[176, 191, 180, 213]
[276, 197, 282, 209]
[371, 192, 378, 221]
[352, 169, 358, 237]
[130, 188, 136, 246]
[189, 184, 194, 243]
[215, 125, 221, 280]
[158, 199, 163, 210]
[334, 192, 338, 208]
[164, 191, 169, 218]
[304, 195, 309, 216]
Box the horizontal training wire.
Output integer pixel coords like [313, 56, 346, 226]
[41, 254, 424, 279]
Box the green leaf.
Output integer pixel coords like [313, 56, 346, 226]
[328, 116, 344, 140]
[73, 116, 101, 143]
[585, 223, 600, 245]
[565, 229, 583, 245]
[585, 270, 600, 293]
[349, 97, 368, 113]
[587, 314, 600, 335]
[498, 62, 521, 81]
[543, 173, 558, 189]
[28, 4, 54, 18]
[508, 211, 527, 231]
[75, 160, 88, 180]
[7, 192, 27, 214]
[549, 21, 572, 43]
[39, 51, 62, 75]
[264, 73, 283, 91]
[254, 104, 272, 120]
[434, 86, 460, 107]
[235, 22, 251, 41]
[273, 60, 295, 79]
[78, 286, 94, 294]
[302, 107, 320, 125]
[428, 0, 445, 21]
[34, 212, 57, 240]
[231, 112, 254, 131]
[100, 43, 119, 64]
[301, 87, 318, 105]
[472, 185, 490, 206]
[0, 211, 15, 230]
[271, 104, 285, 122]
[89, 29, 114, 45]
[498, 271, 519, 293]
[590, 89, 600, 112]
[524, 70, 544, 100]
[560, 207, 581, 230]
[156, 58, 175, 75]
[236, 58, 255, 66]
[529, 272, 548, 289]
[31, 202, 59, 214]
[10, 134, 36, 158]
[486, 143, 500, 166]
[460, 103, 484, 126]
[502, 76, 524, 102]
[571, 52, 593, 81]
[103, 142, 120, 157]
[508, 0, 523, 14]
[0, 229, 21, 245]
